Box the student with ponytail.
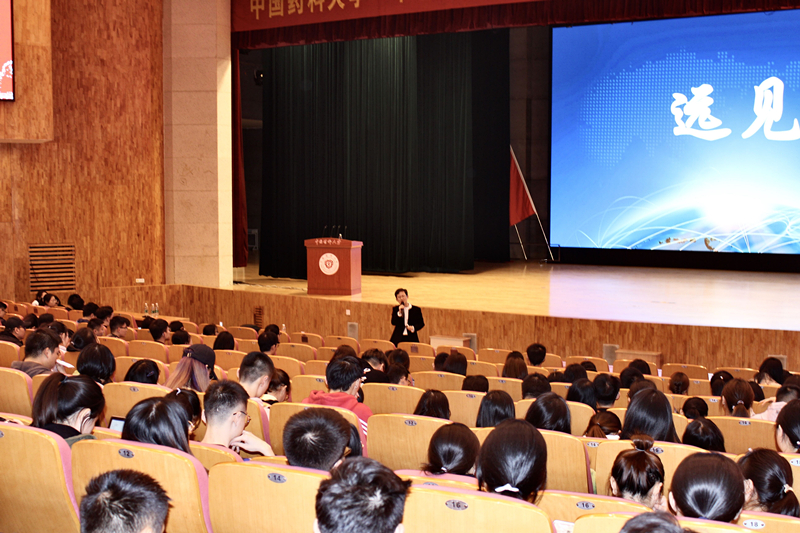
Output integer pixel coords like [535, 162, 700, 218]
[737, 448, 800, 517]
[610, 434, 667, 510]
[669, 453, 745, 523]
[422, 423, 480, 476]
[583, 411, 622, 439]
[31, 373, 105, 447]
[721, 378, 755, 417]
[776, 399, 800, 454]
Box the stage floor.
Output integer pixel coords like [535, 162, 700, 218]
[239, 260, 800, 332]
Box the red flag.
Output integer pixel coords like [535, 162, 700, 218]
[509, 146, 536, 226]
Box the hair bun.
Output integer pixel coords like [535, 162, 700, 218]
[631, 434, 654, 451]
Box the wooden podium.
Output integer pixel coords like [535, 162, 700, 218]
[304, 238, 363, 296]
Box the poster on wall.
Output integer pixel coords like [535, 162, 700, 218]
[0, 0, 12, 101]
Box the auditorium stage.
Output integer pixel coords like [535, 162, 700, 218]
[239, 260, 800, 333]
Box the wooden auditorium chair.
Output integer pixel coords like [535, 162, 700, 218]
[200, 334, 217, 346]
[181, 321, 199, 333]
[614, 358, 658, 375]
[361, 338, 396, 352]
[438, 345, 477, 360]
[444, 390, 485, 426]
[0, 412, 32, 424]
[226, 326, 258, 340]
[761, 384, 780, 398]
[409, 355, 435, 373]
[410, 371, 465, 391]
[466, 360, 498, 376]
[485, 376, 523, 401]
[706, 416, 776, 454]
[291, 374, 328, 403]
[127, 340, 169, 363]
[189, 441, 244, 470]
[167, 344, 188, 363]
[57, 319, 78, 333]
[672, 412, 689, 437]
[678, 517, 750, 533]
[237, 338, 259, 352]
[403, 485, 552, 533]
[246, 397, 271, 443]
[643, 375, 666, 391]
[663, 363, 710, 380]
[539, 429, 593, 493]
[91, 427, 122, 440]
[542, 353, 564, 367]
[394, 470, 478, 490]
[304, 360, 328, 375]
[102, 382, 171, 425]
[0, 367, 33, 417]
[567, 400, 596, 436]
[209, 461, 329, 533]
[72, 439, 213, 533]
[214, 349, 247, 371]
[367, 414, 449, 470]
[536, 490, 649, 524]
[0, 340, 22, 368]
[269, 403, 361, 456]
[250, 455, 290, 465]
[515, 398, 534, 419]
[398, 342, 436, 357]
[361, 382, 424, 415]
[135, 329, 154, 341]
[714, 366, 758, 380]
[324, 335, 360, 352]
[113, 356, 169, 385]
[32, 373, 51, 397]
[550, 382, 572, 399]
[271, 355, 306, 378]
[275, 343, 317, 363]
[566, 356, 610, 372]
[98, 335, 128, 357]
[477, 348, 512, 364]
[572, 513, 637, 533]
[0, 423, 81, 533]
[291, 331, 324, 348]
[316, 346, 337, 361]
[738, 510, 800, 533]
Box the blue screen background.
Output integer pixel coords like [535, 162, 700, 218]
[551, 10, 800, 253]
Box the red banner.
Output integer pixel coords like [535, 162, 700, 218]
[233, 0, 544, 32]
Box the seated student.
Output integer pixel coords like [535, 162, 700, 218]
[629, 359, 652, 376]
[776, 399, 800, 454]
[67, 328, 97, 354]
[619, 511, 691, 533]
[12, 328, 61, 377]
[753, 384, 800, 421]
[583, 411, 622, 438]
[0, 316, 26, 346]
[315, 457, 411, 533]
[122, 397, 192, 454]
[628, 379, 657, 402]
[413, 390, 450, 420]
[462, 375, 489, 393]
[41, 293, 60, 309]
[283, 408, 351, 471]
[669, 372, 689, 395]
[45, 321, 71, 359]
[526, 343, 547, 366]
[212, 331, 236, 351]
[621, 389, 680, 443]
[22, 313, 39, 330]
[257, 331, 279, 355]
[681, 397, 709, 420]
[200, 380, 273, 456]
[443, 352, 468, 376]
[78, 302, 99, 324]
[681, 417, 725, 452]
[669, 453, 745, 523]
[237, 351, 274, 401]
[423, 422, 480, 476]
[710, 370, 733, 396]
[361, 348, 390, 384]
[750, 381, 765, 402]
[502, 351, 528, 380]
[0, 301, 6, 325]
[567, 377, 597, 411]
[263, 368, 291, 405]
[476, 390, 515, 428]
[95, 306, 114, 328]
[108, 316, 130, 339]
[477, 419, 547, 503]
[166, 388, 202, 440]
[610, 434, 668, 510]
[594, 373, 621, 410]
[737, 448, 800, 517]
[387, 348, 410, 371]
[757, 357, 785, 387]
[263, 324, 280, 336]
[202, 324, 217, 336]
[563, 363, 588, 383]
[522, 373, 551, 399]
[524, 391, 571, 434]
[149, 319, 169, 344]
[38, 313, 55, 327]
[77, 344, 116, 386]
[32, 373, 105, 447]
[386, 363, 411, 386]
[80, 469, 170, 533]
[581, 360, 597, 372]
[433, 352, 448, 371]
[170, 330, 190, 345]
[140, 316, 154, 330]
[721, 378, 755, 417]
[165, 345, 216, 392]
[87, 318, 106, 337]
[619, 367, 644, 389]
[168, 320, 184, 333]
[303, 355, 373, 440]
[66, 293, 84, 312]
[124, 359, 160, 384]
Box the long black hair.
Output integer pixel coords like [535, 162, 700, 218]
[32, 373, 105, 430]
[121, 397, 191, 454]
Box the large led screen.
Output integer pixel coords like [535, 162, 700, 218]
[0, 0, 12, 101]
[551, 11, 800, 253]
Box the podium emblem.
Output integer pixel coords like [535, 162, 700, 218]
[319, 253, 340, 275]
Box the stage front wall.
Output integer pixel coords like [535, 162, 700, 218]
[95, 284, 800, 373]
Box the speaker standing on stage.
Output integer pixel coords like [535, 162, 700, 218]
[390, 288, 424, 346]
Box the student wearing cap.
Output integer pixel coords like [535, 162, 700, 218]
[165, 344, 217, 392]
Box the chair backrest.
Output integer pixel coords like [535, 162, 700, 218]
[542, 353, 564, 367]
[278, 332, 291, 343]
[182, 321, 199, 333]
[0, 367, 33, 417]
[691, 395, 727, 416]
[566, 356, 610, 372]
[226, 326, 258, 340]
[536, 490, 649, 523]
[304, 360, 328, 375]
[91, 427, 122, 440]
[779, 452, 800, 494]
[0, 340, 21, 368]
[714, 367, 758, 380]
[214, 349, 247, 371]
[573, 513, 638, 533]
[271, 355, 305, 378]
[394, 470, 478, 490]
[135, 328, 154, 341]
[208, 461, 329, 533]
[0, 423, 80, 533]
[68, 309, 83, 321]
[246, 398, 271, 443]
[409, 355, 435, 373]
[72, 439, 212, 533]
[644, 375, 665, 392]
[275, 343, 317, 363]
[538, 429, 593, 493]
[314, 346, 336, 361]
[57, 319, 78, 333]
[467, 360, 499, 377]
[477, 348, 512, 364]
[128, 340, 169, 363]
[410, 371, 465, 391]
[0, 411, 32, 424]
[761, 384, 780, 399]
[706, 416, 777, 454]
[737, 510, 800, 533]
[189, 441, 243, 470]
[678, 517, 750, 533]
[444, 390, 486, 426]
[291, 331, 324, 348]
[550, 382, 572, 399]
[672, 412, 689, 437]
[398, 342, 436, 357]
[614, 358, 658, 375]
[486, 376, 523, 402]
[362, 383, 425, 415]
[323, 335, 360, 353]
[102, 382, 171, 424]
[367, 414, 450, 470]
[236, 338, 259, 353]
[201, 334, 217, 345]
[291, 374, 328, 404]
[112, 356, 168, 386]
[403, 484, 553, 533]
[32, 372, 51, 397]
[98, 336, 128, 358]
[269, 402, 360, 455]
[663, 363, 710, 380]
[567, 400, 596, 436]
[516, 398, 535, 419]
[188, 333, 204, 345]
[361, 338, 396, 352]
[438, 345, 477, 361]
[685, 378, 713, 396]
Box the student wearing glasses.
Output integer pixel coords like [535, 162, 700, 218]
[200, 380, 274, 456]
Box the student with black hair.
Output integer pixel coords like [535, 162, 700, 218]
[386, 348, 410, 371]
[22, 313, 39, 330]
[594, 373, 621, 410]
[710, 370, 733, 396]
[443, 352, 468, 376]
[66, 293, 84, 312]
[389, 288, 424, 346]
[32, 373, 105, 447]
[171, 330, 190, 345]
[423, 422, 480, 476]
[80, 469, 171, 533]
[168, 320, 184, 333]
[37, 313, 55, 327]
[563, 363, 588, 383]
[77, 343, 116, 385]
[386, 363, 411, 386]
[433, 352, 448, 371]
[0, 316, 24, 346]
[525, 391, 571, 434]
[610, 434, 667, 510]
[619, 366, 644, 389]
[628, 379, 657, 402]
[95, 306, 113, 327]
[212, 331, 236, 351]
[122, 397, 192, 454]
[149, 319, 169, 344]
[284, 408, 351, 471]
[87, 318, 106, 337]
[79, 302, 99, 323]
[669, 453, 745, 523]
[749, 381, 765, 402]
[202, 324, 217, 335]
[681, 397, 709, 420]
[263, 368, 291, 405]
[580, 360, 597, 372]
[67, 327, 97, 354]
[738, 448, 800, 517]
[522, 373, 551, 399]
[668, 372, 689, 395]
[621, 389, 680, 443]
[124, 360, 161, 384]
[257, 331, 279, 355]
[548, 371, 568, 383]
[566, 377, 597, 411]
[502, 351, 528, 380]
[165, 388, 202, 439]
[583, 411, 622, 438]
[475, 390, 515, 428]
[681, 417, 725, 452]
[758, 357, 785, 386]
[413, 390, 450, 420]
[629, 359, 652, 376]
[525, 343, 547, 366]
[776, 399, 800, 453]
[0, 301, 6, 325]
[361, 348, 390, 384]
[462, 375, 489, 393]
[618, 512, 690, 533]
[108, 316, 130, 339]
[200, 380, 273, 456]
[237, 351, 275, 401]
[753, 384, 800, 421]
[12, 328, 61, 377]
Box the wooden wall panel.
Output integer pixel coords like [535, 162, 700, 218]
[0, 0, 164, 301]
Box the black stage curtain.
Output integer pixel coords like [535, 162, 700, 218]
[260, 31, 509, 279]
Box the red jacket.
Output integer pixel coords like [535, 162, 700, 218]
[302, 390, 372, 444]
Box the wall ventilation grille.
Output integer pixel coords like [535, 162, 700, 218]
[29, 244, 77, 294]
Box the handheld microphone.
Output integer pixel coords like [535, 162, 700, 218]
[343, 226, 347, 238]
[323, 225, 327, 237]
